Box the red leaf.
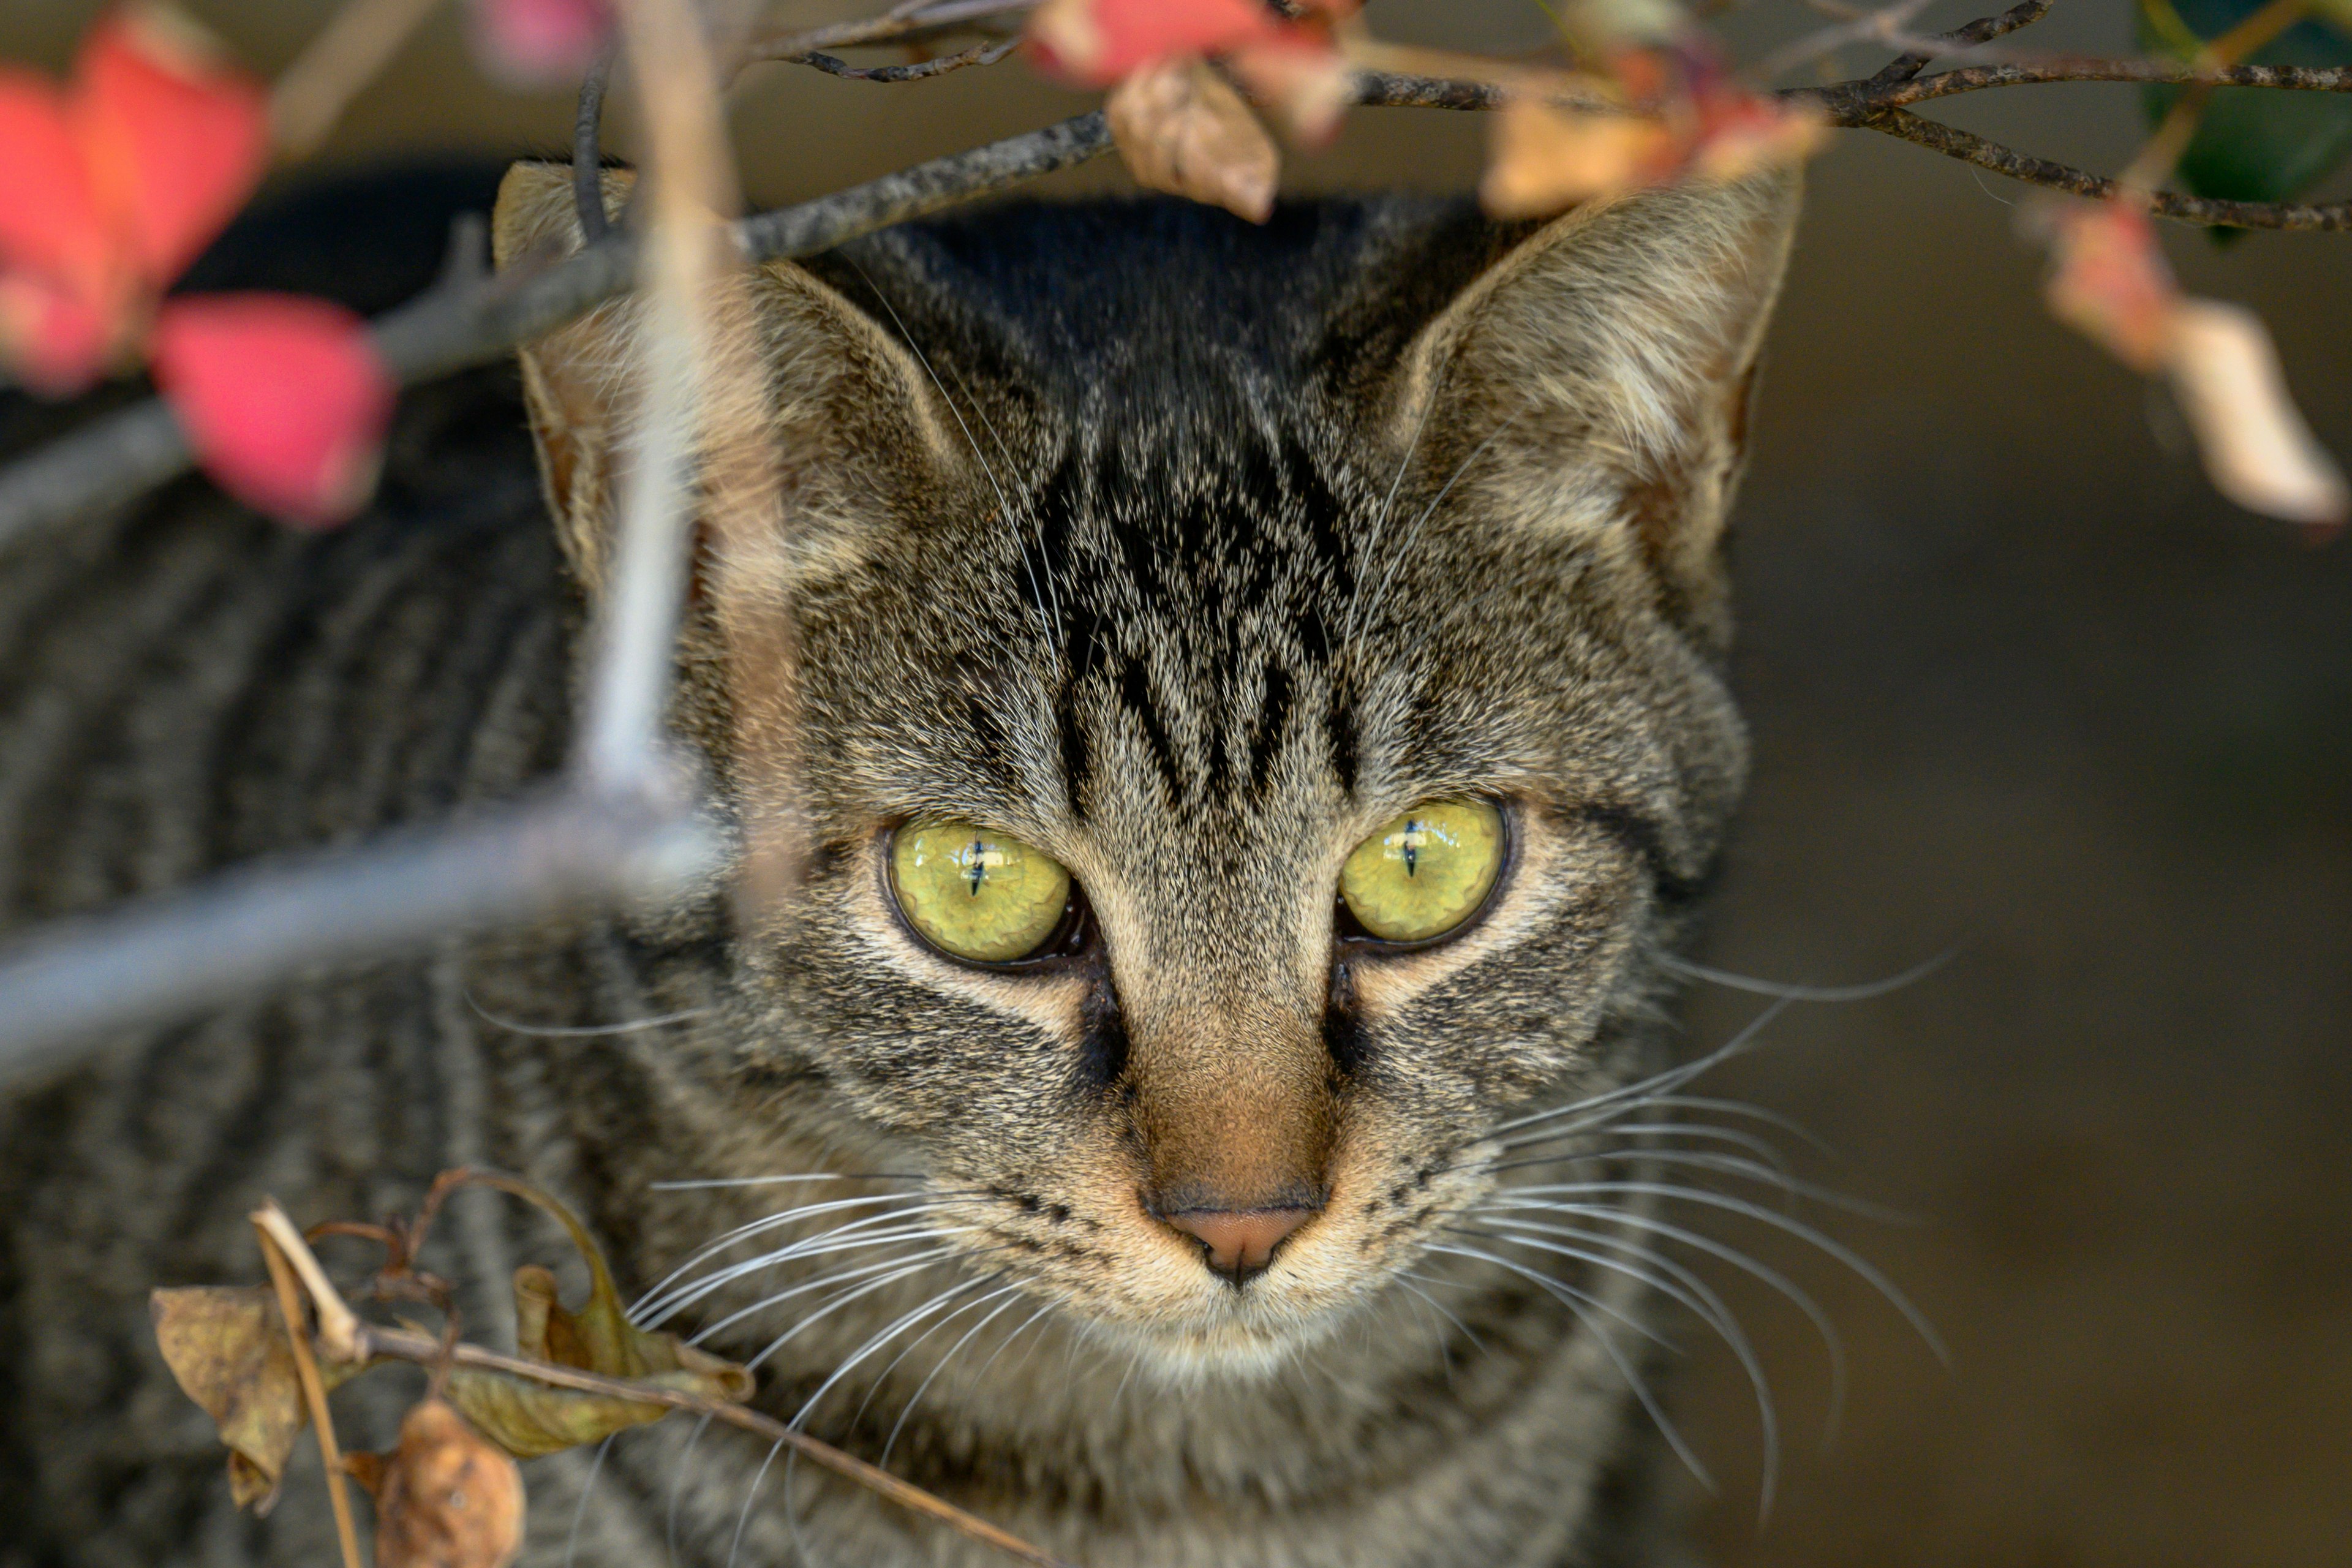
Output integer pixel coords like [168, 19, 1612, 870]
[75, 5, 268, 290]
[467, 0, 616, 86]
[0, 274, 119, 396]
[153, 295, 395, 527]
[1029, 0, 1288, 88]
[0, 71, 111, 287]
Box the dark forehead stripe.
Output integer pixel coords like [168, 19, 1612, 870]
[1038, 417, 1357, 816]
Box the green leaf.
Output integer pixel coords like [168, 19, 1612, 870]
[2139, 0, 2352, 222]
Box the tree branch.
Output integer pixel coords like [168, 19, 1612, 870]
[0, 110, 1116, 551]
[349, 1322, 1079, 1568]
[790, 38, 1019, 81]
[1861, 0, 2055, 89]
[1862, 59, 2352, 107]
[1856, 107, 2352, 227]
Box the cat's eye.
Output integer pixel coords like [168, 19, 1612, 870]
[889, 819, 1074, 964]
[1338, 801, 1506, 946]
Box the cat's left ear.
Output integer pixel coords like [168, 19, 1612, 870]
[1385, 170, 1801, 641]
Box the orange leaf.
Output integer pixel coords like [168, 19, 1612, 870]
[2042, 200, 2177, 374]
[75, 3, 268, 290]
[1106, 55, 1281, 223]
[1029, 0, 1289, 89]
[1687, 91, 1826, 184]
[2160, 300, 2349, 530]
[466, 0, 615, 88]
[1482, 97, 1682, 217]
[372, 1400, 525, 1568]
[152, 294, 394, 527]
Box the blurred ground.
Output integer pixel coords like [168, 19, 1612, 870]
[5, 2, 2348, 1564]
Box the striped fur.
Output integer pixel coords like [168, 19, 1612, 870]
[1, 170, 1797, 1568]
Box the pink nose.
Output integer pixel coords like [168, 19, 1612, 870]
[1161, 1207, 1316, 1284]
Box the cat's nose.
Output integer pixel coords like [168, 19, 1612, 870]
[1158, 1205, 1317, 1284]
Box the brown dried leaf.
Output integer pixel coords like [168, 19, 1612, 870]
[2160, 300, 2350, 529]
[151, 1285, 364, 1513]
[374, 1398, 524, 1568]
[1482, 96, 1679, 217]
[441, 1178, 752, 1458]
[1106, 55, 1280, 222]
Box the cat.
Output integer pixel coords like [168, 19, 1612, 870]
[0, 158, 1798, 1568]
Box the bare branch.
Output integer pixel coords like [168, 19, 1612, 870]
[790, 38, 1020, 81]
[741, 0, 1037, 68]
[349, 1322, 1080, 1568]
[1862, 0, 2056, 89]
[0, 111, 1116, 551]
[1864, 59, 2352, 105]
[1857, 107, 2352, 227]
[0, 784, 721, 1087]
[573, 42, 617, 243]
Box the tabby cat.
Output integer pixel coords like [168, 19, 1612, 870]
[0, 160, 1798, 1567]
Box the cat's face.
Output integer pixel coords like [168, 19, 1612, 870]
[499, 171, 1798, 1375]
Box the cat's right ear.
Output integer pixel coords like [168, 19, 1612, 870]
[491, 160, 967, 590]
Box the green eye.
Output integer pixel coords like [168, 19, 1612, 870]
[1339, 801, 1505, 944]
[890, 819, 1072, 963]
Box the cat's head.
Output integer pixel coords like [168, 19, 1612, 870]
[495, 167, 1798, 1376]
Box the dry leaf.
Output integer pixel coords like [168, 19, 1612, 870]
[1106, 56, 1280, 223]
[373, 1398, 525, 1568]
[1226, 39, 1355, 145]
[1482, 97, 1679, 216]
[151, 1286, 363, 1513]
[2042, 200, 2177, 373]
[440, 1177, 752, 1458]
[1687, 94, 1827, 184]
[2161, 300, 2350, 529]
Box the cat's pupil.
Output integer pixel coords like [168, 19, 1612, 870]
[967, 837, 987, 896]
[1403, 820, 1422, 877]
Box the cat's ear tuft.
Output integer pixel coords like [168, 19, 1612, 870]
[490, 160, 965, 590]
[1388, 170, 1801, 643]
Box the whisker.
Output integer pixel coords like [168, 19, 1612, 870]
[1396, 1269, 1485, 1353]
[694, 1246, 963, 1351]
[1352, 413, 1521, 646]
[1426, 1241, 1714, 1494]
[1449, 1221, 1780, 1520]
[881, 1284, 1033, 1467]
[648, 1173, 926, 1191]
[562, 1433, 615, 1568]
[1496, 1182, 1949, 1363]
[839, 1277, 1022, 1442]
[1490, 1148, 1918, 1224]
[1497, 1118, 1796, 1174]
[638, 1218, 976, 1330]
[1616, 1095, 1841, 1158]
[1476, 1199, 1850, 1444]
[1479, 996, 1795, 1144]
[789, 1275, 1005, 1430]
[1657, 948, 1954, 1003]
[465, 991, 712, 1038]
[632, 1196, 979, 1324]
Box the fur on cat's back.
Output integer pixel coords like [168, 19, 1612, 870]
[0, 164, 1796, 1568]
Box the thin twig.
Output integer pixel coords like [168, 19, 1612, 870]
[270, 0, 445, 159]
[1860, 59, 2352, 106]
[1859, 107, 2352, 227]
[0, 110, 1115, 551]
[790, 38, 1020, 81]
[1861, 0, 2055, 89]
[255, 1221, 364, 1568]
[349, 1322, 1079, 1567]
[739, 0, 1036, 67]
[0, 785, 717, 1085]
[255, 1202, 364, 1360]
[573, 42, 618, 243]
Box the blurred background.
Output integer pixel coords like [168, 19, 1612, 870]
[6, 2, 2348, 1564]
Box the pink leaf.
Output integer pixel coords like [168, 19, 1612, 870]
[467, 0, 616, 86]
[152, 295, 395, 528]
[75, 4, 269, 289]
[2041, 200, 2176, 374]
[1028, 0, 1287, 89]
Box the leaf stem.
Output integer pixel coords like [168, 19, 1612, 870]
[254, 1218, 365, 1568]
